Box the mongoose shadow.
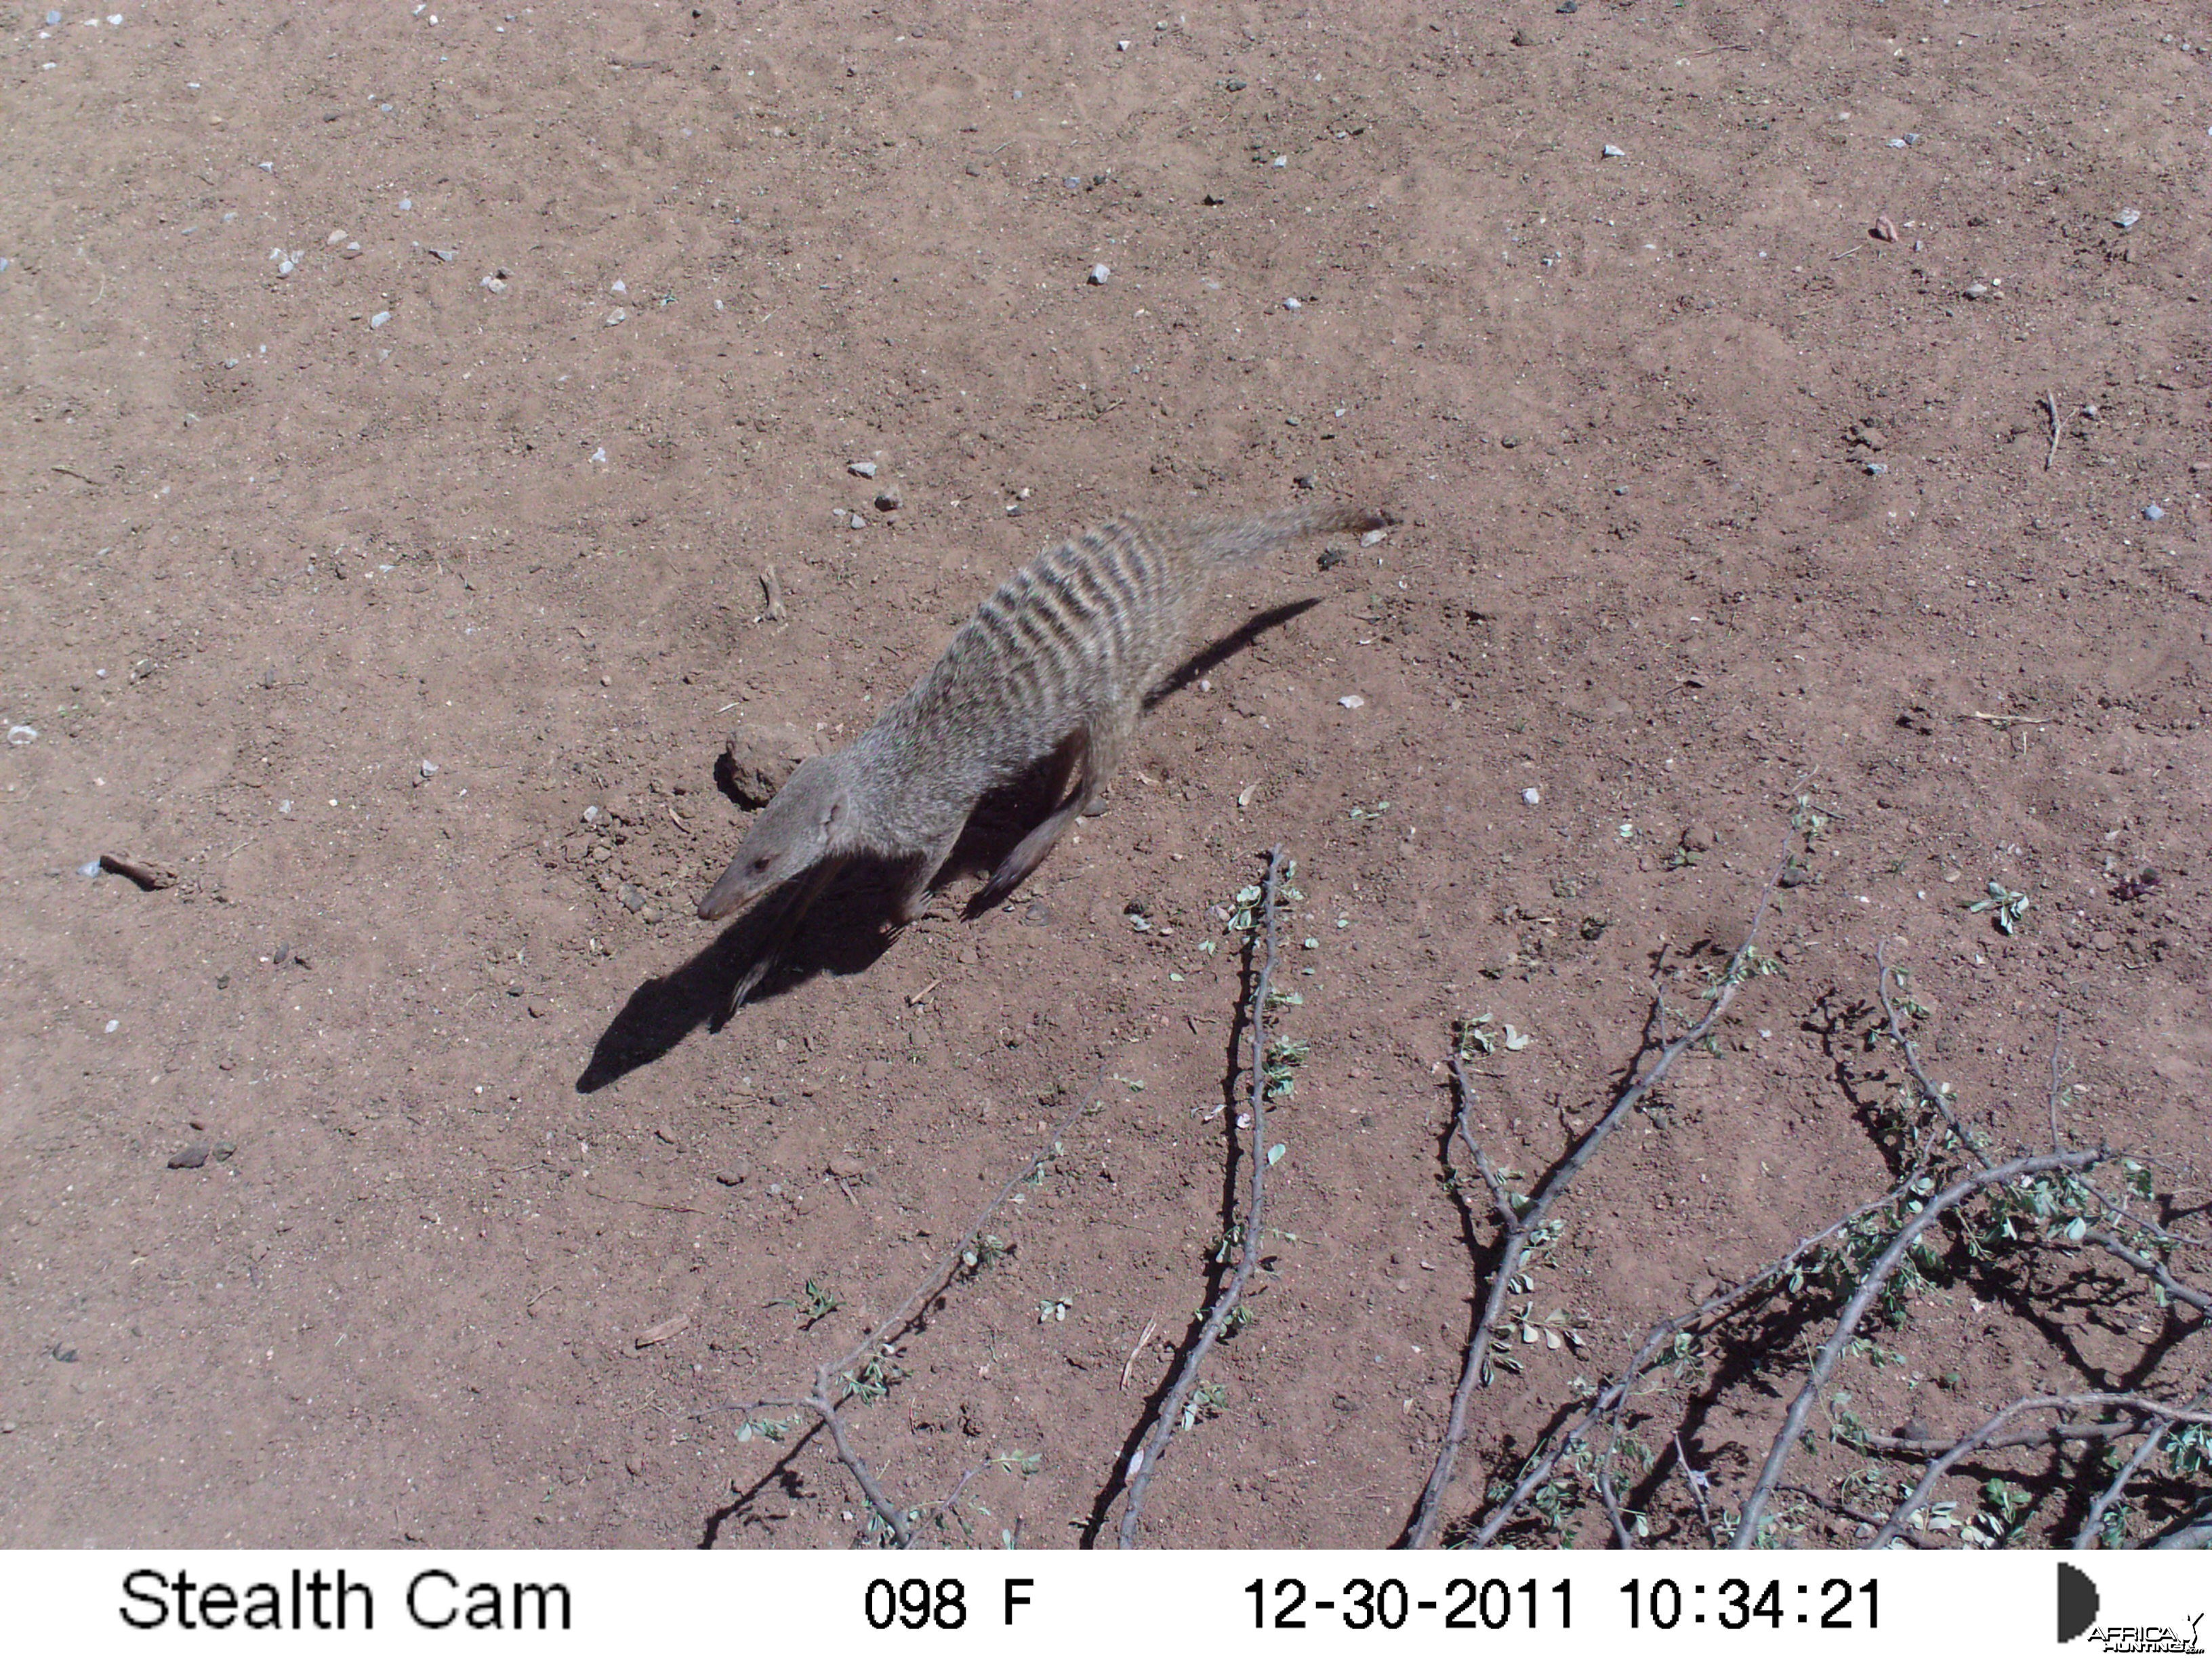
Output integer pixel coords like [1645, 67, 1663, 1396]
[574, 856, 905, 1092]
[575, 597, 1324, 1093]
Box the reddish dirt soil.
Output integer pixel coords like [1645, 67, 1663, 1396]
[3, 2, 2207, 1550]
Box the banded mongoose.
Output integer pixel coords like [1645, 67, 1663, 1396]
[697, 499, 1395, 992]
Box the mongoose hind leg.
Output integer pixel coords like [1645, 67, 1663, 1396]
[722, 856, 843, 1017]
[975, 716, 1123, 910]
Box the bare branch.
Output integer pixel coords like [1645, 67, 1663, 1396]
[1675, 1434, 1723, 1547]
[1466, 1134, 1937, 1549]
[1853, 1392, 2212, 1551]
[1733, 1149, 2106, 1547]
[702, 1057, 1113, 1547]
[2079, 1229, 2212, 1319]
[1406, 851, 1790, 1548]
[1875, 943, 1991, 1170]
[1117, 844, 1288, 1548]
[2070, 1382, 2212, 1550]
[811, 1375, 911, 1546]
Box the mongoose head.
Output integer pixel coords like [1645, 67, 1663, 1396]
[696, 756, 848, 922]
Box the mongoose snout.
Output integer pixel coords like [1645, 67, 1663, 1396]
[698, 499, 1394, 1002]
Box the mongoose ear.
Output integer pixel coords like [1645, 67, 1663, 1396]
[821, 794, 844, 830]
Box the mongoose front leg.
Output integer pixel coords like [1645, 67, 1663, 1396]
[892, 823, 968, 928]
[724, 855, 844, 1016]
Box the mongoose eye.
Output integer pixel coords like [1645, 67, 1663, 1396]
[751, 855, 773, 874]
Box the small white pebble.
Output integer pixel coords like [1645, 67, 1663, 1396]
[1359, 527, 1387, 547]
[611, 279, 627, 293]
[1521, 787, 1540, 806]
[1602, 144, 1626, 159]
[368, 310, 391, 329]
[1088, 263, 1111, 285]
[605, 307, 626, 326]
[848, 460, 878, 478]
[590, 446, 607, 464]
[1283, 296, 1302, 310]
[1338, 694, 1365, 709]
[105, 1020, 119, 1034]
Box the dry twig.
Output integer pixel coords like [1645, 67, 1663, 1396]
[704, 1060, 1111, 1545]
[1116, 844, 1289, 1548]
[1856, 1391, 2212, 1550]
[1405, 852, 1790, 1548]
[1732, 1148, 2106, 1547]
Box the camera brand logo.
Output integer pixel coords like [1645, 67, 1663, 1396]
[2060, 1565, 2206, 1654]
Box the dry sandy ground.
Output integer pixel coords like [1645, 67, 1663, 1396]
[3, 1, 2207, 1549]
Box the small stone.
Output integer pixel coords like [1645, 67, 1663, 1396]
[1283, 296, 1302, 310]
[419, 759, 438, 778]
[1316, 546, 1346, 571]
[619, 883, 646, 913]
[2091, 930, 2118, 952]
[2114, 207, 2141, 230]
[1521, 787, 1542, 806]
[1359, 527, 1388, 547]
[1961, 282, 1994, 301]
[722, 722, 817, 808]
[1338, 694, 1366, 709]
[169, 1139, 213, 1170]
[714, 1162, 750, 1187]
[827, 1154, 866, 1180]
[874, 486, 902, 512]
[7, 725, 37, 745]
[428, 247, 454, 262]
[1601, 143, 1625, 159]
[848, 459, 878, 478]
[369, 310, 391, 329]
[1682, 821, 1717, 852]
[52, 1345, 77, 1364]
[1088, 264, 1111, 285]
[2144, 504, 2165, 521]
[480, 271, 507, 293]
[582, 804, 603, 824]
[605, 307, 627, 326]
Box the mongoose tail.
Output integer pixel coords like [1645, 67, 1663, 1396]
[1185, 500, 1396, 568]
